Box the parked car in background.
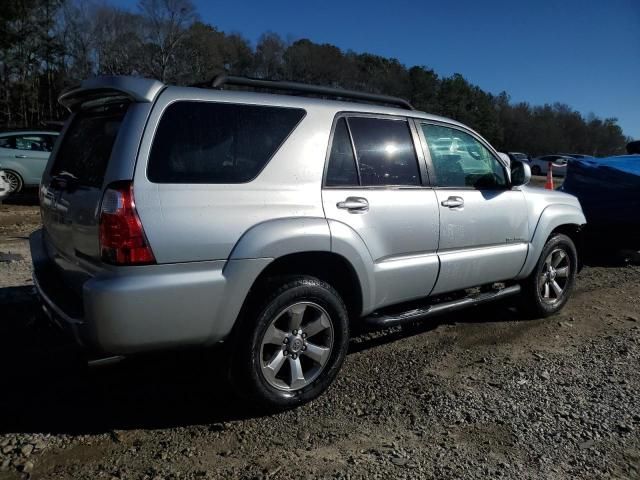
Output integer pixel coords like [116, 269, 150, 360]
[508, 152, 530, 163]
[529, 155, 573, 176]
[561, 153, 640, 248]
[560, 153, 594, 160]
[0, 130, 59, 192]
[0, 168, 10, 202]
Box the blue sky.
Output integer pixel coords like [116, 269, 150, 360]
[115, 0, 640, 138]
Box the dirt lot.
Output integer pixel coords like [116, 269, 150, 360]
[0, 191, 639, 480]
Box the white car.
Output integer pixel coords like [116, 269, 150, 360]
[529, 155, 572, 177]
[0, 169, 10, 202]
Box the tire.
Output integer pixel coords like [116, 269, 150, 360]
[520, 233, 577, 318]
[229, 275, 349, 411]
[531, 165, 541, 176]
[4, 170, 23, 193]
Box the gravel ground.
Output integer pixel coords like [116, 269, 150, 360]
[0, 193, 639, 480]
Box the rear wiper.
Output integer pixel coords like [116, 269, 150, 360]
[51, 171, 79, 191]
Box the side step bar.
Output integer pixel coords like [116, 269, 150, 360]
[363, 285, 521, 328]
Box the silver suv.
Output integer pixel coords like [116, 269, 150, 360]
[30, 75, 586, 410]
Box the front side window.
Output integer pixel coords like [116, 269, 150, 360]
[348, 117, 420, 187]
[148, 101, 305, 184]
[421, 123, 506, 189]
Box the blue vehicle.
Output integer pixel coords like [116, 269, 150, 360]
[561, 152, 640, 246]
[0, 130, 59, 192]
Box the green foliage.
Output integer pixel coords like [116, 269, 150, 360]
[0, 0, 630, 156]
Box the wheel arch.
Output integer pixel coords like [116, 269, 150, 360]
[245, 251, 364, 322]
[516, 204, 586, 279]
[226, 217, 373, 325]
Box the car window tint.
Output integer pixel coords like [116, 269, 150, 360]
[148, 102, 305, 184]
[52, 103, 128, 187]
[0, 137, 14, 149]
[325, 118, 358, 187]
[421, 123, 506, 189]
[14, 135, 52, 152]
[347, 117, 419, 187]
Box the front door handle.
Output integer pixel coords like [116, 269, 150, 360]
[441, 196, 464, 208]
[337, 196, 369, 212]
[15, 154, 27, 159]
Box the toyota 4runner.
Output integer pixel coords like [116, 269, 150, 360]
[30, 75, 586, 410]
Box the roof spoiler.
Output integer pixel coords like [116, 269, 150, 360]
[191, 74, 415, 111]
[59, 76, 165, 112]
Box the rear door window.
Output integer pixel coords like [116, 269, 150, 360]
[347, 117, 420, 187]
[51, 103, 128, 187]
[147, 101, 305, 184]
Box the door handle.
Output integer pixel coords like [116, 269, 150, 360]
[441, 196, 464, 208]
[337, 196, 369, 212]
[15, 154, 27, 158]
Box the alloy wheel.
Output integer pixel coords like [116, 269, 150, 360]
[259, 301, 334, 392]
[4, 171, 21, 193]
[538, 248, 570, 305]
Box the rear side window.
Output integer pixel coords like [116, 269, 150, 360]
[52, 103, 127, 187]
[347, 117, 420, 186]
[147, 101, 305, 184]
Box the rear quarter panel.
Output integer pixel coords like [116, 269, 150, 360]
[133, 89, 336, 263]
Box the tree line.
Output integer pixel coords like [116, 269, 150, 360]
[0, 0, 631, 156]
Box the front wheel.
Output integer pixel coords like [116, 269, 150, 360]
[520, 233, 577, 318]
[229, 275, 349, 411]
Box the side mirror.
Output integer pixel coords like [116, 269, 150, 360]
[510, 159, 531, 187]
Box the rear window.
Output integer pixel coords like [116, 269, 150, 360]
[147, 101, 306, 184]
[51, 103, 127, 187]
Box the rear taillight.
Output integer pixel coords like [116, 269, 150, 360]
[99, 181, 155, 265]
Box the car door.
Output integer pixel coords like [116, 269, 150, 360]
[417, 121, 529, 295]
[322, 115, 440, 310]
[10, 134, 52, 184]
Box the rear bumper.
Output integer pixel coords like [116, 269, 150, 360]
[30, 229, 271, 355]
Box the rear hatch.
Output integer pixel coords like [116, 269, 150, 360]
[42, 103, 127, 259]
[39, 77, 164, 294]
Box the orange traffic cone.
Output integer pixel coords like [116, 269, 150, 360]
[545, 162, 554, 190]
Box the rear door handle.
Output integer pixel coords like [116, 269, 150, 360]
[337, 196, 369, 212]
[15, 154, 27, 158]
[441, 196, 464, 208]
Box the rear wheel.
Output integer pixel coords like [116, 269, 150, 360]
[531, 165, 542, 176]
[229, 275, 349, 411]
[521, 234, 577, 317]
[4, 170, 23, 193]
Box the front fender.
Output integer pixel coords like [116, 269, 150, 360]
[516, 204, 586, 279]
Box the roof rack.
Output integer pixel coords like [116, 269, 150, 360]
[192, 74, 415, 111]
